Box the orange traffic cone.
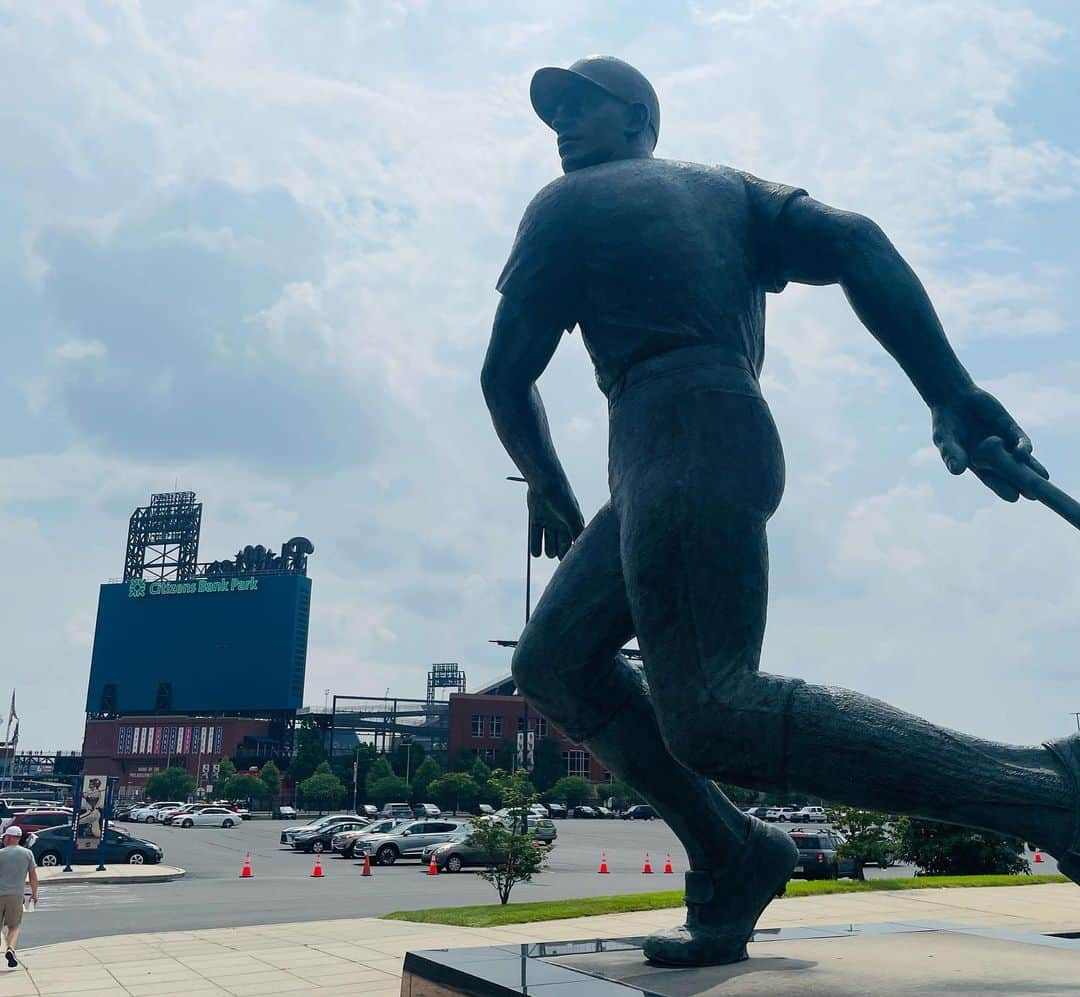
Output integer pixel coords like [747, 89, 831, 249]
[427, 854, 439, 876]
[598, 851, 609, 874]
[1035, 848, 1044, 864]
[311, 856, 324, 878]
[239, 853, 253, 879]
[361, 853, 372, 877]
[663, 853, 674, 874]
[642, 852, 653, 874]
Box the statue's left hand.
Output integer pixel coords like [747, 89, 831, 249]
[931, 387, 1049, 501]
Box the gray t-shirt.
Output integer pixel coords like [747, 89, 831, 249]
[0, 844, 34, 897]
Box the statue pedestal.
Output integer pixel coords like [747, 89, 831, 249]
[401, 922, 1080, 995]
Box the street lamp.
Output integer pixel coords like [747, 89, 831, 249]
[506, 475, 532, 770]
[401, 736, 414, 785]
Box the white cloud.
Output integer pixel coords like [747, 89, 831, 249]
[0, 0, 1077, 753]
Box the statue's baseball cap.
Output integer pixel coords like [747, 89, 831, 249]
[530, 55, 660, 147]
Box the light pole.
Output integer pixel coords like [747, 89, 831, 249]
[352, 749, 359, 813]
[507, 476, 531, 770]
[402, 737, 414, 784]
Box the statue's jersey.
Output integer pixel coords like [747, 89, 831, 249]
[497, 158, 806, 392]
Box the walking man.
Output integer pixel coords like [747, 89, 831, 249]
[482, 55, 1078, 966]
[0, 825, 37, 969]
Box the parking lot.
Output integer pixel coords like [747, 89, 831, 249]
[23, 815, 1054, 948]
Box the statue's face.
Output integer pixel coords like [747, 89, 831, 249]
[550, 83, 634, 173]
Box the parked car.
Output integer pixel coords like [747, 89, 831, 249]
[9, 810, 73, 834]
[476, 804, 495, 816]
[621, 805, 656, 821]
[356, 819, 470, 866]
[275, 805, 299, 819]
[572, 806, 598, 819]
[293, 818, 370, 853]
[30, 825, 163, 867]
[131, 802, 185, 823]
[279, 814, 361, 845]
[786, 830, 861, 882]
[744, 806, 771, 820]
[421, 829, 551, 873]
[481, 812, 558, 844]
[178, 806, 241, 829]
[332, 818, 403, 858]
[544, 803, 567, 819]
[794, 805, 829, 823]
[594, 806, 616, 819]
[413, 803, 441, 818]
[361, 804, 378, 817]
[164, 805, 211, 825]
[378, 803, 415, 820]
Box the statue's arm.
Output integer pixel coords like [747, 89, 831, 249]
[772, 196, 974, 408]
[482, 297, 584, 552]
[772, 196, 1048, 501]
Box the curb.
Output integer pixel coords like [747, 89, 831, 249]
[39, 866, 186, 887]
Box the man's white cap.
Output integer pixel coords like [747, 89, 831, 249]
[2, 825, 22, 837]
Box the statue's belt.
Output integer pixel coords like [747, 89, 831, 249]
[603, 345, 760, 405]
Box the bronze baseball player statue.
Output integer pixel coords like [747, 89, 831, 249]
[482, 55, 1080, 967]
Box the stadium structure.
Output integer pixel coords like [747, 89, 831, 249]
[82, 491, 314, 797]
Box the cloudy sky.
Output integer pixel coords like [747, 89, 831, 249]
[2, 1, 1078, 754]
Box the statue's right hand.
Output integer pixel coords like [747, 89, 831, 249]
[527, 487, 584, 559]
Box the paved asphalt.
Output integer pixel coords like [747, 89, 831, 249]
[23, 818, 1055, 948]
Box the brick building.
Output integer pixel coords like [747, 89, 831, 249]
[82, 715, 278, 798]
[447, 691, 607, 783]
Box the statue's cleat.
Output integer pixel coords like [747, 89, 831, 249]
[1044, 733, 1080, 884]
[643, 817, 798, 967]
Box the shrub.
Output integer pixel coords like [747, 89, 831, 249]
[894, 817, 1030, 876]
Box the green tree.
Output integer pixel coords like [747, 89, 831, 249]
[428, 772, 479, 814]
[489, 768, 536, 809]
[299, 761, 346, 813]
[289, 719, 328, 785]
[211, 758, 237, 799]
[145, 766, 195, 802]
[368, 775, 412, 808]
[894, 818, 1029, 876]
[450, 749, 476, 772]
[493, 739, 515, 772]
[410, 757, 442, 803]
[530, 737, 563, 793]
[718, 782, 757, 804]
[224, 773, 269, 805]
[545, 776, 594, 810]
[391, 740, 426, 780]
[470, 756, 492, 786]
[259, 761, 282, 806]
[465, 775, 549, 905]
[365, 756, 395, 794]
[832, 807, 895, 874]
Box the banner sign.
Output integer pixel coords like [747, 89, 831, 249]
[73, 774, 107, 851]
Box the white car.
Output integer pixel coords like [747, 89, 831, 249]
[130, 802, 184, 822]
[794, 806, 829, 823]
[178, 806, 240, 828]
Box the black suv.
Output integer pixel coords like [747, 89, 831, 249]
[787, 830, 861, 881]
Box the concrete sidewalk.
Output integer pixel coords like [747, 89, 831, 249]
[36, 865, 186, 887]
[3, 883, 1079, 996]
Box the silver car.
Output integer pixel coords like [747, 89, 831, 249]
[357, 819, 469, 866]
[332, 818, 403, 858]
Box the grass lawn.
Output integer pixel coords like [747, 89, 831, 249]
[383, 873, 1068, 928]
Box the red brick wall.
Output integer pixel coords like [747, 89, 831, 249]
[447, 694, 606, 783]
[82, 716, 272, 796]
